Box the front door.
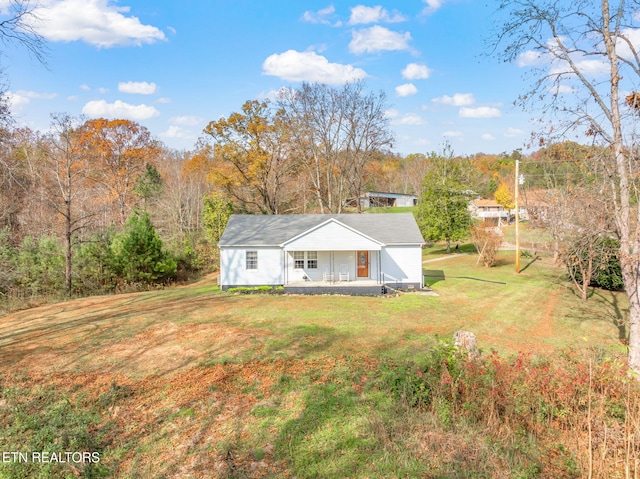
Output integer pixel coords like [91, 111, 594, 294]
[357, 250, 369, 278]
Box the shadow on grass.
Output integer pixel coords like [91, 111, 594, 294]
[0, 289, 239, 370]
[519, 256, 541, 273]
[265, 324, 347, 359]
[275, 382, 380, 478]
[592, 289, 629, 343]
[423, 269, 445, 287]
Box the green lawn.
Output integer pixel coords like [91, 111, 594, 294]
[0, 251, 632, 479]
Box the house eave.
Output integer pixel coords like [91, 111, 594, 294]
[218, 243, 278, 248]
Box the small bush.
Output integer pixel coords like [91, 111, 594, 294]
[471, 224, 503, 267]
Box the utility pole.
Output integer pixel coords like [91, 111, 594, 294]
[515, 159, 520, 273]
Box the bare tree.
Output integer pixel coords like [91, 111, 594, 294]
[278, 81, 393, 213]
[0, 0, 47, 64]
[153, 149, 211, 241]
[493, 0, 640, 374]
[38, 114, 99, 294]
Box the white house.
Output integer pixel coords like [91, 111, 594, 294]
[468, 199, 511, 226]
[218, 213, 425, 294]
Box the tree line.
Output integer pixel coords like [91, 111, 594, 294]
[0, 79, 543, 309]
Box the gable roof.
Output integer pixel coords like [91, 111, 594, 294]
[219, 213, 425, 247]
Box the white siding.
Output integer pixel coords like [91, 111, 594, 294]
[284, 250, 378, 283]
[283, 220, 381, 251]
[381, 246, 423, 286]
[220, 247, 283, 287]
[285, 251, 330, 282]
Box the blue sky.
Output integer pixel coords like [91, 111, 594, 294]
[2, 0, 536, 156]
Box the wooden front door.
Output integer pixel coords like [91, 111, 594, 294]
[357, 251, 369, 278]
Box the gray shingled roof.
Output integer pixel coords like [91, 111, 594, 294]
[219, 213, 425, 246]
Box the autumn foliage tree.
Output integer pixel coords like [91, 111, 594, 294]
[203, 100, 298, 214]
[494, 183, 515, 210]
[78, 118, 161, 226]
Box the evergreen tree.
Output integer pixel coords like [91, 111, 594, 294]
[112, 211, 176, 284]
[415, 161, 473, 253]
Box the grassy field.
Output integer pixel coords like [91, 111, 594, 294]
[0, 250, 635, 478]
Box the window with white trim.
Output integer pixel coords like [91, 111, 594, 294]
[293, 251, 305, 269]
[306, 251, 318, 269]
[246, 250, 258, 270]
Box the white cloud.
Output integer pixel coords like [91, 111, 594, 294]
[260, 87, 296, 102]
[301, 5, 341, 26]
[519, 37, 610, 77]
[348, 5, 406, 25]
[549, 58, 609, 76]
[397, 113, 423, 125]
[618, 28, 640, 62]
[386, 110, 424, 125]
[263, 50, 367, 85]
[118, 81, 157, 95]
[349, 26, 411, 54]
[157, 97, 171, 104]
[504, 127, 524, 138]
[433, 93, 475, 106]
[549, 84, 576, 94]
[161, 125, 196, 140]
[82, 99, 160, 120]
[169, 115, 203, 126]
[517, 50, 545, 67]
[395, 83, 418, 97]
[422, 0, 444, 15]
[402, 63, 430, 80]
[442, 130, 462, 137]
[459, 106, 501, 118]
[482, 134, 496, 141]
[384, 108, 400, 119]
[31, 0, 166, 47]
[97, 87, 109, 94]
[7, 90, 57, 111]
[80, 84, 91, 91]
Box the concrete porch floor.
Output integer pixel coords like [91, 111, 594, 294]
[283, 279, 384, 295]
[286, 279, 381, 287]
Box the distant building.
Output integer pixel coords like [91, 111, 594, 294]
[360, 191, 418, 209]
[468, 198, 511, 226]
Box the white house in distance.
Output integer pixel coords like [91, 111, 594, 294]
[218, 213, 425, 294]
[468, 199, 511, 226]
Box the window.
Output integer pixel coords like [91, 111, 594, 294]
[246, 251, 258, 270]
[307, 251, 318, 269]
[292, 251, 318, 269]
[293, 251, 305, 269]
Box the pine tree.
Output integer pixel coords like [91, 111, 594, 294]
[112, 211, 176, 284]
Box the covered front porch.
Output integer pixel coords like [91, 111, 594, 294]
[283, 249, 382, 286]
[281, 218, 385, 287]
